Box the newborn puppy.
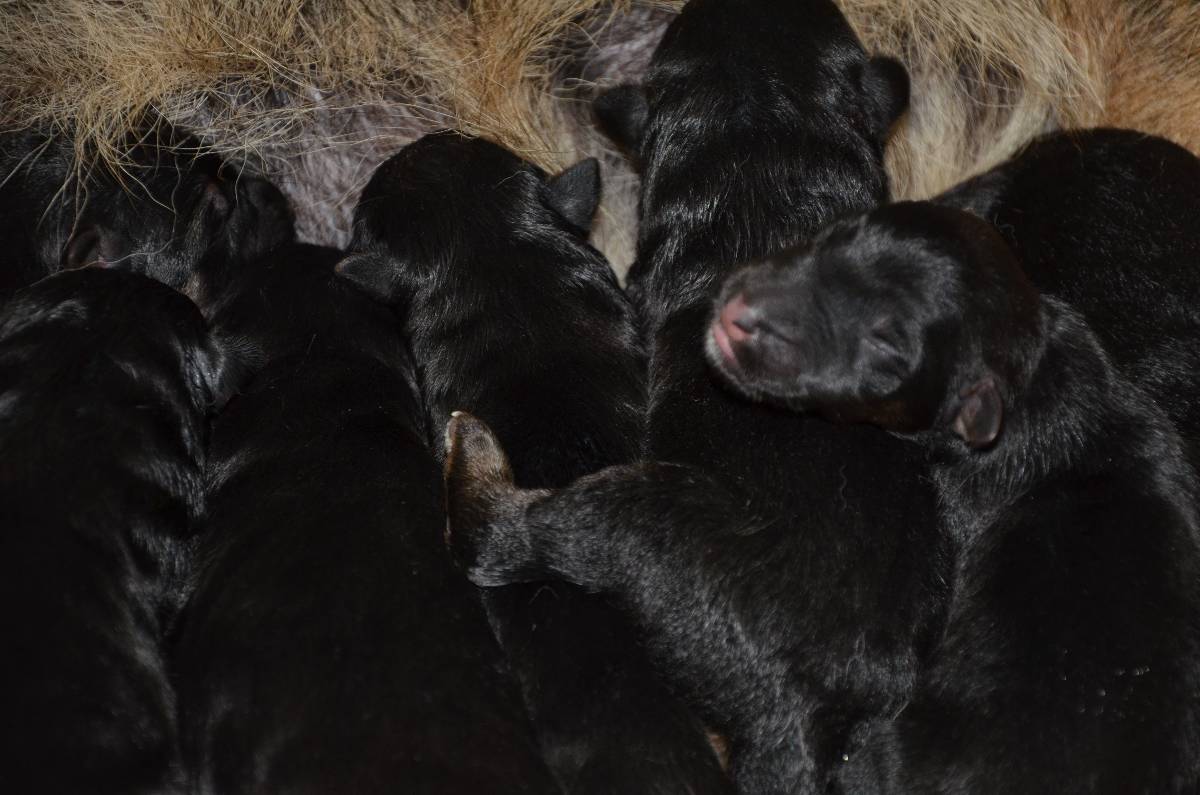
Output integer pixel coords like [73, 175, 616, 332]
[0, 126, 294, 302]
[340, 132, 729, 793]
[173, 244, 556, 793]
[709, 202, 1200, 792]
[592, 0, 945, 787]
[0, 268, 224, 794]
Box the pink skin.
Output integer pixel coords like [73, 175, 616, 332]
[710, 293, 751, 367]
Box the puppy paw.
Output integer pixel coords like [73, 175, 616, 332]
[443, 412, 546, 587]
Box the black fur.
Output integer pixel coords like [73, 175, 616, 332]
[603, 0, 910, 313]
[0, 125, 294, 303]
[343, 132, 730, 794]
[588, 0, 944, 789]
[0, 268, 222, 794]
[707, 199, 1200, 792]
[938, 129, 1200, 467]
[447, 189, 1200, 793]
[172, 244, 557, 793]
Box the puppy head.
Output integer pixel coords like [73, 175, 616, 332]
[339, 131, 601, 304]
[708, 203, 1041, 449]
[184, 154, 296, 307]
[593, 0, 909, 264]
[593, 0, 909, 173]
[203, 243, 408, 405]
[27, 126, 295, 301]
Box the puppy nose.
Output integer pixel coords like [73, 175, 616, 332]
[720, 293, 759, 342]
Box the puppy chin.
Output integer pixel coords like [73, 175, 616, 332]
[705, 326, 824, 414]
[705, 325, 768, 401]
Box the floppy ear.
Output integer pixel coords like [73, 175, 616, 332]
[546, 158, 601, 233]
[593, 84, 649, 153]
[62, 224, 114, 270]
[952, 375, 1004, 449]
[860, 56, 910, 138]
[334, 252, 397, 303]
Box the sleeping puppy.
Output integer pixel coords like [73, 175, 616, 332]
[173, 244, 558, 794]
[0, 267, 224, 794]
[445, 200, 1200, 793]
[340, 132, 730, 793]
[709, 202, 1200, 792]
[590, 0, 946, 787]
[0, 125, 294, 302]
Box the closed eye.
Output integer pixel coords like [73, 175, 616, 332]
[866, 319, 905, 357]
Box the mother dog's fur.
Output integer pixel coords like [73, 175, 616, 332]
[2, 1, 1197, 273]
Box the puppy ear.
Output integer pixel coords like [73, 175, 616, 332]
[860, 56, 910, 138]
[546, 158, 601, 233]
[334, 252, 397, 303]
[62, 224, 113, 270]
[952, 375, 1004, 449]
[593, 84, 649, 152]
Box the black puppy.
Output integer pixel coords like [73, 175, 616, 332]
[590, 0, 945, 788]
[0, 126, 293, 301]
[173, 244, 557, 793]
[340, 133, 729, 793]
[0, 268, 224, 794]
[707, 202, 1200, 791]
[446, 199, 1200, 793]
[937, 128, 1200, 468]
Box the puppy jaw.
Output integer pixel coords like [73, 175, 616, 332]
[704, 266, 785, 401]
[704, 321, 772, 405]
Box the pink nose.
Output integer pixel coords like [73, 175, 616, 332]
[719, 293, 754, 342]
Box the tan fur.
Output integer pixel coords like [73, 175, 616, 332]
[838, 0, 1102, 200]
[844, 0, 1200, 200]
[0, 1, 599, 167]
[0, 1, 622, 246]
[1, 1, 1198, 276]
[1062, 0, 1200, 158]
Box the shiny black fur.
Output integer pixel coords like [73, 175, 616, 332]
[172, 244, 556, 793]
[341, 132, 730, 793]
[587, 0, 945, 789]
[707, 200, 1200, 792]
[449, 202, 1200, 792]
[0, 268, 223, 794]
[0, 126, 294, 303]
